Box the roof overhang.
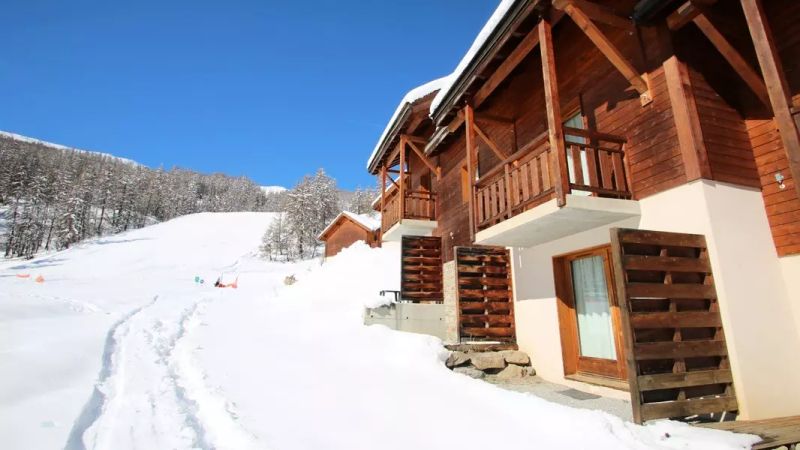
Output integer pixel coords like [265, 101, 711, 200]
[430, 0, 542, 126]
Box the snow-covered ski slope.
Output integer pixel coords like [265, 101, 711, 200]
[0, 213, 758, 450]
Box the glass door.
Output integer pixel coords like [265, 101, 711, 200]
[555, 245, 626, 380]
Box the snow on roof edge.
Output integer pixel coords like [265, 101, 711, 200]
[318, 211, 381, 240]
[0, 130, 141, 166]
[365, 75, 451, 172]
[429, 0, 517, 117]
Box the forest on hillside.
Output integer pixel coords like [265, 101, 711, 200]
[0, 133, 377, 260]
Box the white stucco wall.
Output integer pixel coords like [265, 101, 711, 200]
[779, 253, 800, 332]
[512, 180, 800, 419]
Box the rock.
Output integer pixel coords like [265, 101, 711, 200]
[501, 350, 530, 365]
[453, 367, 485, 379]
[284, 275, 297, 285]
[445, 351, 470, 368]
[470, 352, 506, 371]
[496, 364, 526, 379]
[525, 366, 536, 376]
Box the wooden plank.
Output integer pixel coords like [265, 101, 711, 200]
[474, 26, 540, 109]
[461, 327, 515, 338]
[561, 3, 649, 96]
[742, 0, 800, 200]
[617, 229, 706, 248]
[622, 255, 711, 272]
[570, 144, 584, 185]
[459, 290, 512, 300]
[630, 311, 721, 328]
[459, 301, 513, 313]
[626, 283, 717, 299]
[638, 369, 733, 391]
[633, 340, 727, 360]
[692, 13, 770, 107]
[640, 396, 738, 421]
[663, 56, 712, 181]
[539, 17, 570, 207]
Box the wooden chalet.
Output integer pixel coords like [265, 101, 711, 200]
[318, 212, 380, 258]
[365, 0, 800, 438]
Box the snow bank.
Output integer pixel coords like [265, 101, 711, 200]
[0, 213, 758, 449]
[194, 242, 758, 450]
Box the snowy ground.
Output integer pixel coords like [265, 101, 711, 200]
[0, 212, 758, 449]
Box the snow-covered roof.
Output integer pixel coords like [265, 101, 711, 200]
[365, 76, 450, 172]
[0, 130, 141, 166]
[318, 211, 381, 240]
[429, 0, 517, 118]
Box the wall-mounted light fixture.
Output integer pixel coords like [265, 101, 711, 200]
[775, 172, 786, 190]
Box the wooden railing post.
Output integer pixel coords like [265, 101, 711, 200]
[380, 165, 387, 235]
[465, 104, 477, 240]
[503, 163, 513, 218]
[539, 16, 570, 207]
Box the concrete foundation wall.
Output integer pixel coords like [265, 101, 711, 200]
[511, 180, 800, 419]
[364, 303, 447, 340]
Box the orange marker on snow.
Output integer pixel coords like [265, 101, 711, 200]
[16, 274, 31, 279]
[35, 275, 45, 283]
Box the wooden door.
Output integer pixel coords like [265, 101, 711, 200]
[555, 245, 626, 380]
[609, 228, 737, 424]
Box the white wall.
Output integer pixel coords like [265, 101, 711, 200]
[779, 253, 800, 332]
[512, 180, 800, 419]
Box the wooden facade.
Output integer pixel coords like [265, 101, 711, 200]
[365, 0, 800, 424]
[367, 0, 800, 261]
[319, 214, 380, 258]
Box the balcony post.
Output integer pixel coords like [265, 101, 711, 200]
[465, 104, 477, 240]
[539, 14, 570, 207]
[399, 136, 406, 224]
[380, 164, 387, 235]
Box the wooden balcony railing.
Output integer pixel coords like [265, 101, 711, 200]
[474, 128, 630, 231]
[381, 190, 437, 232]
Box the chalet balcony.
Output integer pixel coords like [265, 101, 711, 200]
[473, 127, 640, 248]
[380, 189, 438, 241]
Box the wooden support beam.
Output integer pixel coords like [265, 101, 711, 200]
[667, 0, 718, 30]
[539, 17, 570, 207]
[399, 136, 406, 224]
[380, 165, 387, 233]
[560, 3, 651, 102]
[553, 0, 634, 30]
[741, 0, 800, 199]
[472, 122, 509, 161]
[402, 134, 428, 146]
[663, 56, 712, 181]
[405, 138, 442, 179]
[667, 1, 702, 30]
[692, 13, 770, 107]
[473, 26, 540, 109]
[465, 105, 477, 240]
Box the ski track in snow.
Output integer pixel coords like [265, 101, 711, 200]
[64, 291, 259, 450]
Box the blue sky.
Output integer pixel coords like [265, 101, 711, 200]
[1, 0, 497, 190]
